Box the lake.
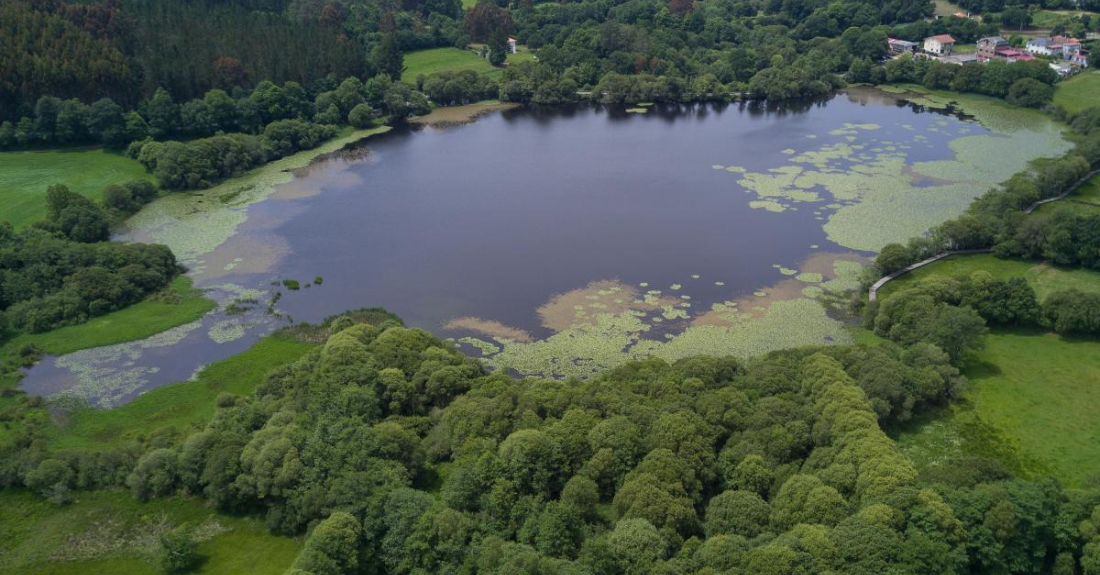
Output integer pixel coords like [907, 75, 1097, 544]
[21, 90, 1071, 405]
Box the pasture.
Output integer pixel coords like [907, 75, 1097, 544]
[1054, 70, 1100, 114]
[401, 46, 537, 84]
[877, 253, 1100, 300]
[897, 330, 1100, 486]
[0, 490, 300, 575]
[0, 147, 153, 228]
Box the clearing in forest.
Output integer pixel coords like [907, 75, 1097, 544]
[0, 147, 153, 228]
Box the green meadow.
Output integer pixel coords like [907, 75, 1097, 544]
[0, 147, 154, 228]
[896, 330, 1100, 486]
[401, 47, 536, 84]
[1029, 9, 1100, 29]
[0, 490, 300, 575]
[1053, 70, 1100, 114]
[877, 253, 1100, 300]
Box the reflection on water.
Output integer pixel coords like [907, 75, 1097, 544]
[20, 93, 1052, 405]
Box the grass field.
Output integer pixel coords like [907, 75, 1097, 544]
[1030, 9, 1100, 28]
[44, 335, 314, 451]
[933, 0, 965, 16]
[896, 330, 1100, 486]
[877, 253, 1100, 300]
[0, 148, 154, 228]
[0, 490, 300, 575]
[401, 47, 536, 84]
[1054, 71, 1100, 114]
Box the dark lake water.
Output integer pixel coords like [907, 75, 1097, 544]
[22, 92, 993, 405]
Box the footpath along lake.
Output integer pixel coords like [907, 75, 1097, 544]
[22, 89, 1071, 405]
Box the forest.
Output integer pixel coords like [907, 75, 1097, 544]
[6, 0, 1095, 127]
[4, 308, 1100, 575]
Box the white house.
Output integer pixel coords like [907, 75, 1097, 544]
[1050, 62, 1074, 77]
[507, 37, 517, 54]
[923, 34, 956, 56]
[1026, 37, 1054, 56]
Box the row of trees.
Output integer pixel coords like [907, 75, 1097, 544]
[851, 55, 1060, 107]
[5, 309, 1100, 574]
[130, 120, 337, 191]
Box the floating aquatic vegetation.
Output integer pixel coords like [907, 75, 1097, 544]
[796, 272, 823, 283]
[778, 267, 798, 276]
[782, 149, 796, 154]
[52, 321, 204, 407]
[670, 284, 681, 290]
[749, 200, 786, 212]
[720, 98, 1069, 252]
[753, 290, 767, 297]
[537, 280, 674, 332]
[208, 319, 248, 344]
[714, 281, 725, 286]
[725, 166, 746, 173]
[691, 274, 700, 279]
[458, 337, 501, 356]
[120, 126, 392, 267]
[712, 165, 725, 170]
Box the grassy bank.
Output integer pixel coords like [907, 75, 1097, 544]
[877, 253, 1100, 300]
[44, 335, 314, 452]
[0, 490, 300, 575]
[0, 277, 214, 368]
[1054, 71, 1100, 114]
[0, 148, 153, 228]
[0, 277, 215, 447]
[896, 330, 1100, 486]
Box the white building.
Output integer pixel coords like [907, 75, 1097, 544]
[923, 34, 956, 56]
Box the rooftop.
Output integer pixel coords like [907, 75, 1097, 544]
[926, 34, 957, 44]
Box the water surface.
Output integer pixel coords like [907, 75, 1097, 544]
[22, 92, 1066, 404]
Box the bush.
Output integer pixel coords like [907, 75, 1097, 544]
[1041, 289, 1100, 335]
[348, 103, 376, 128]
[160, 525, 201, 574]
[1006, 78, 1053, 108]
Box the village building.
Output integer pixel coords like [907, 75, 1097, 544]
[993, 47, 1035, 63]
[976, 36, 1008, 62]
[1027, 35, 1088, 66]
[507, 37, 517, 54]
[923, 34, 956, 56]
[888, 38, 918, 55]
[1050, 61, 1075, 77]
[1026, 37, 1055, 56]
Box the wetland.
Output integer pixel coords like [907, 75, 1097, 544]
[21, 89, 1071, 405]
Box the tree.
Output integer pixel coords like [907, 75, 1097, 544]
[1006, 78, 1053, 108]
[291, 512, 362, 575]
[348, 104, 376, 129]
[489, 30, 510, 67]
[705, 490, 771, 537]
[145, 88, 180, 139]
[876, 243, 912, 274]
[372, 35, 405, 81]
[160, 525, 201, 574]
[609, 519, 664, 574]
[87, 98, 127, 147]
